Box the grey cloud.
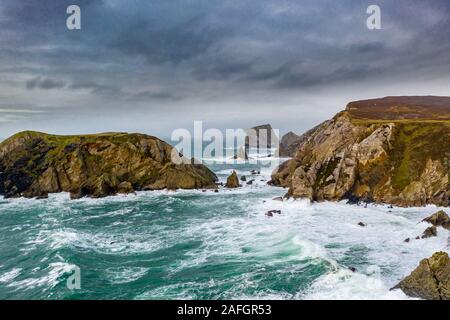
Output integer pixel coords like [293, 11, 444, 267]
[127, 91, 182, 102]
[26, 77, 67, 90]
[0, 0, 449, 137]
[68, 80, 122, 96]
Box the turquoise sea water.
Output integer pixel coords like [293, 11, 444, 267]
[0, 159, 449, 300]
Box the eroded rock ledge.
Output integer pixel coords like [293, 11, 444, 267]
[0, 131, 217, 199]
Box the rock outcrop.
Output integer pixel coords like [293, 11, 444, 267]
[278, 126, 323, 157]
[0, 131, 217, 199]
[421, 226, 437, 239]
[393, 251, 450, 300]
[278, 131, 301, 157]
[271, 96, 450, 207]
[423, 210, 450, 230]
[225, 170, 240, 188]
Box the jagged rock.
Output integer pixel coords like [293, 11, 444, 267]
[271, 96, 450, 207]
[267, 209, 281, 215]
[421, 226, 437, 239]
[278, 131, 301, 157]
[0, 131, 217, 199]
[240, 176, 247, 182]
[246, 179, 254, 185]
[278, 127, 323, 158]
[404, 238, 411, 243]
[422, 210, 450, 230]
[225, 170, 240, 188]
[393, 251, 450, 300]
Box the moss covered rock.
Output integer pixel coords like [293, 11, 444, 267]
[271, 96, 450, 207]
[393, 251, 450, 300]
[0, 131, 217, 199]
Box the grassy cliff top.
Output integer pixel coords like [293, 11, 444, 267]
[346, 96, 450, 122]
[0, 130, 162, 149]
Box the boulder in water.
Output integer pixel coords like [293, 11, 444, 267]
[421, 226, 437, 239]
[225, 170, 240, 188]
[422, 210, 450, 230]
[393, 251, 450, 300]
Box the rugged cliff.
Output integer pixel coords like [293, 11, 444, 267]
[271, 96, 450, 207]
[0, 131, 217, 199]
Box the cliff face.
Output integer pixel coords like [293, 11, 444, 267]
[0, 131, 217, 199]
[271, 97, 450, 207]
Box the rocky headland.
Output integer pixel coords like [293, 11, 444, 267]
[0, 131, 217, 199]
[271, 96, 450, 207]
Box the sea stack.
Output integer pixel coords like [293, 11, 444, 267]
[0, 131, 218, 199]
[245, 124, 279, 150]
[225, 170, 240, 188]
[271, 96, 450, 207]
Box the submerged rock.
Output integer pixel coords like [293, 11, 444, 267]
[422, 210, 450, 230]
[358, 222, 366, 227]
[271, 96, 450, 207]
[225, 170, 240, 188]
[393, 251, 450, 300]
[0, 131, 217, 199]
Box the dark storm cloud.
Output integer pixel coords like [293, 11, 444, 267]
[3, 0, 450, 88]
[0, 0, 449, 137]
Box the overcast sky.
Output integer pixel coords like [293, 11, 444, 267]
[0, 0, 449, 141]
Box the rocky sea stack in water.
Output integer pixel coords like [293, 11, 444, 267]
[0, 131, 217, 199]
[271, 96, 450, 207]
